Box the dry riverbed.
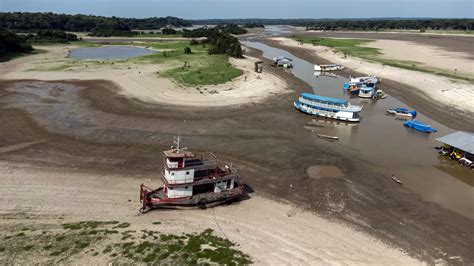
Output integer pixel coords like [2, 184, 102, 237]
[0, 41, 473, 264]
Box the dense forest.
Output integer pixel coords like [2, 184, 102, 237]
[0, 12, 192, 32]
[0, 29, 80, 59]
[184, 25, 246, 57]
[26, 30, 79, 43]
[244, 23, 265, 29]
[0, 30, 33, 59]
[182, 24, 247, 38]
[192, 18, 473, 30]
[305, 19, 474, 31]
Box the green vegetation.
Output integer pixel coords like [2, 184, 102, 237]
[23, 29, 79, 44]
[295, 37, 380, 58]
[244, 23, 265, 29]
[294, 36, 474, 82]
[182, 25, 245, 57]
[0, 12, 191, 32]
[89, 29, 138, 37]
[0, 30, 33, 61]
[304, 19, 474, 31]
[192, 18, 474, 31]
[115, 228, 251, 264]
[136, 41, 243, 86]
[162, 27, 178, 35]
[1, 221, 251, 264]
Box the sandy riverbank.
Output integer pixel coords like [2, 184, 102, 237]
[0, 161, 421, 264]
[0, 45, 289, 107]
[365, 39, 473, 76]
[271, 37, 474, 115]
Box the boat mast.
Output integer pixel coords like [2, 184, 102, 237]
[174, 135, 181, 152]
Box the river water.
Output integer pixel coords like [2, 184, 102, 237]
[242, 40, 474, 219]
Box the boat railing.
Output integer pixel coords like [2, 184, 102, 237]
[161, 170, 234, 185]
[300, 98, 361, 112]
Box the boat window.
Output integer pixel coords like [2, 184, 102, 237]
[169, 187, 173, 190]
[185, 186, 188, 189]
[186, 171, 189, 175]
[227, 179, 231, 188]
[171, 172, 175, 176]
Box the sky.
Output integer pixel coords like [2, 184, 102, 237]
[0, 0, 472, 19]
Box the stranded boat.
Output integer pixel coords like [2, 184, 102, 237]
[350, 76, 381, 84]
[404, 119, 437, 133]
[294, 92, 362, 122]
[273, 56, 293, 68]
[314, 64, 344, 72]
[358, 85, 376, 98]
[344, 82, 377, 96]
[386, 108, 417, 117]
[139, 137, 244, 213]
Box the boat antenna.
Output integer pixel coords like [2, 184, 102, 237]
[173, 135, 188, 153]
[174, 135, 181, 152]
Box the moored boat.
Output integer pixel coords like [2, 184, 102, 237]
[343, 82, 364, 95]
[350, 76, 381, 84]
[358, 85, 376, 98]
[273, 56, 293, 68]
[294, 92, 362, 122]
[403, 119, 437, 133]
[390, 174, 403, 185]
[386, 107, 417, 117]
[314, 64, 344, 71]
[139, 137, 244, 213]
[317, 134, 339, 141]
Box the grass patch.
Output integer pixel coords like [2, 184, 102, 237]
[135, 41, 243, 86]
[74, 41, 102, 47]
[164, 55, 243, 86]
[294, 36, 474, 83]
[295, 36, 380, 58]
[113, 222, 130, 229]
[2, 222, 251, 265]
[131, 33, 184, 38]
[62, 221, 119, 230]
[28, 64, 74, 72]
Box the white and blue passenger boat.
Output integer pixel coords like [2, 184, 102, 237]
[294, 93, 362, 122]
[358, 85, 376, 98]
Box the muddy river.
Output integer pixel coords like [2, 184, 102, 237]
[243, 40, 474, 219]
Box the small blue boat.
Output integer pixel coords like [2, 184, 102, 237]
[404, 119, 437, 133]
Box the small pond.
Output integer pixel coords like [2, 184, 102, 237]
[68, 45, 157, 60]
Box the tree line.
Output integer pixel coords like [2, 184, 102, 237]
[305, 19, 474, 31]
[0, 30, 33, 58]
[1, 29, 81, 59]
[184, 25, 246, 58]
[0, 12, 192, 32]
[191, 18, 473, 31]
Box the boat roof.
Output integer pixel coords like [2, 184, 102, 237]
[300, 93, 348, 105]
[163, 149, 194, 158]
[436, 131, 474, 154]
[274, 56, 292, 61]
[396, 108, 409, 112]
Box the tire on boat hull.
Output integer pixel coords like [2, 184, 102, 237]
[198, 199, 208, 209]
